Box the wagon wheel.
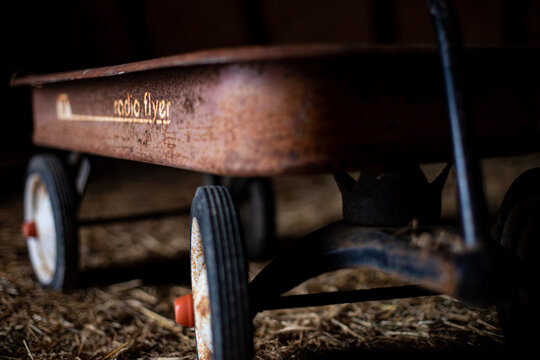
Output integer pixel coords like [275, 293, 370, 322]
[186, 185, 253, 360]
[204, 175, 275, 260]
[22, 154, 79, 290]
[495, 167, 540, 347]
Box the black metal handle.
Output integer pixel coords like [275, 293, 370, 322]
[427, 0, 490, 249]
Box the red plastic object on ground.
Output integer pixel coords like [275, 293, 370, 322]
[175, 294, 195, 327]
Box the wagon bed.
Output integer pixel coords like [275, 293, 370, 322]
[12, 44, 540, 176]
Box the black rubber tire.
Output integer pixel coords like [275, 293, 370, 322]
[204, 175, 275, 260]
[24, 154, 79, 290]
[190, 186, 253, 360]
[495, 167, 540, 348]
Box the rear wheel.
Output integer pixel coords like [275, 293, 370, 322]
[190, 185, 253, 360]
[23, 154, 78, 290]
[204, 175, 275, 260]
[495, 167, 540, 348]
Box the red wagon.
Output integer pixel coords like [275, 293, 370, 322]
[11, 1, 540, 358]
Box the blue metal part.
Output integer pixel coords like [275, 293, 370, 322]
[249, 221, 460, 314]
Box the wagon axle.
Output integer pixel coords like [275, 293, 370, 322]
[175, 285, 435, 328]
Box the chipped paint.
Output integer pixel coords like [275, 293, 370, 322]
[190, 217, 213, 359]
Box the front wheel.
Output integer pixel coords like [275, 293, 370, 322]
[189, 185, 253, 360]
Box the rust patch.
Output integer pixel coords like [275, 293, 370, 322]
[18, 47, 540, 176]
[190, 222, 203, 280]
[196, 294, 210, 322]
[37, 245, 54, 278]
[410, 229, 465, 253]
[197, 340, 212, 360]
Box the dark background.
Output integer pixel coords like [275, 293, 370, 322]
[3, 0, 540, 186]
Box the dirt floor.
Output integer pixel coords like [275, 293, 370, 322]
[1, 152, 539, 359]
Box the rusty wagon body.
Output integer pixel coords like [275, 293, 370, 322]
[13, 45, 540, 176]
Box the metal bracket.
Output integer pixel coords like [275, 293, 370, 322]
[249, 221, 460, 313]
[333, 163, 451, 227]
[249, 220, 513, 314]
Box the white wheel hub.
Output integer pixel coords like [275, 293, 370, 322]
[191, 217, 213, 360]
[24, 174, 57, 285]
